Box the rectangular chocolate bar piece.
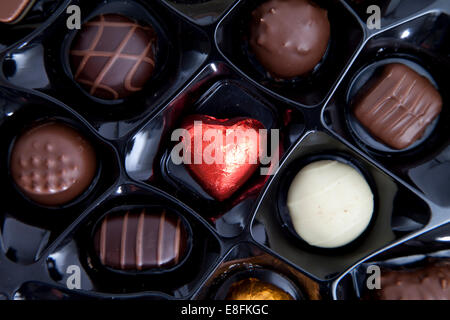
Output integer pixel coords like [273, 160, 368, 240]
[0, 0, 35, 24]
[354, 63, 442, 150]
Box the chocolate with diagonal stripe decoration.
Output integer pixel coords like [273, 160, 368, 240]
[0, 0, 36, 24]
[353, 63, 442, 150]
[93, 208, 189, 271]
[69, 14, 157, 100]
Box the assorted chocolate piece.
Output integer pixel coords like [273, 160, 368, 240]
[369, 261, 450, 300]
[179, 114, 265, 201]
[10, 122, 97, 207]
[69, 14, 157, 100]
[353, 63, 443, 150]
[225, 278, 294, 300]
[286, 160, 374, 248]
[0, 0, 35, 24]
[203, 254, 316, 300]
[249, 0, 330, 79]
[93, 208, 189, 272]
[213, 267, 301, 300]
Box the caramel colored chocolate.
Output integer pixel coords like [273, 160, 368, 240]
[226, 278, 294, 300]
[93, 209, 189, 271]
[0, 0, 35, 24]
[371, 261, 450, 300]
[249, 0, 330, 79]
[354, 63, 442, 149]
[70, 14, 157, 100]
[10, 122, 97, 206]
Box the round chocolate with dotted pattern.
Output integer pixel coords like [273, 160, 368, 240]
[9, 121, 97, 206]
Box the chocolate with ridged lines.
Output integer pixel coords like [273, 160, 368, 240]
[369, 261, 450, 300]
[93, 208, 189, 272]
[353, 63, 442, 150]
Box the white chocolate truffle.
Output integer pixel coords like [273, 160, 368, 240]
[287, 160, 374, 248]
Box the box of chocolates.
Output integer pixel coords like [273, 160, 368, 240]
[0, 0, 448, 301]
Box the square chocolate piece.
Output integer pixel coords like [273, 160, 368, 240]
[0, 0, 35, 24]
[353, 63, 442, 150]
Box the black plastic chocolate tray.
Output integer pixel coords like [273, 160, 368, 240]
[0, 0, 448, 300]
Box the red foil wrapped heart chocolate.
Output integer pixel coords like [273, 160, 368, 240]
[178, 115, 266, 201]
